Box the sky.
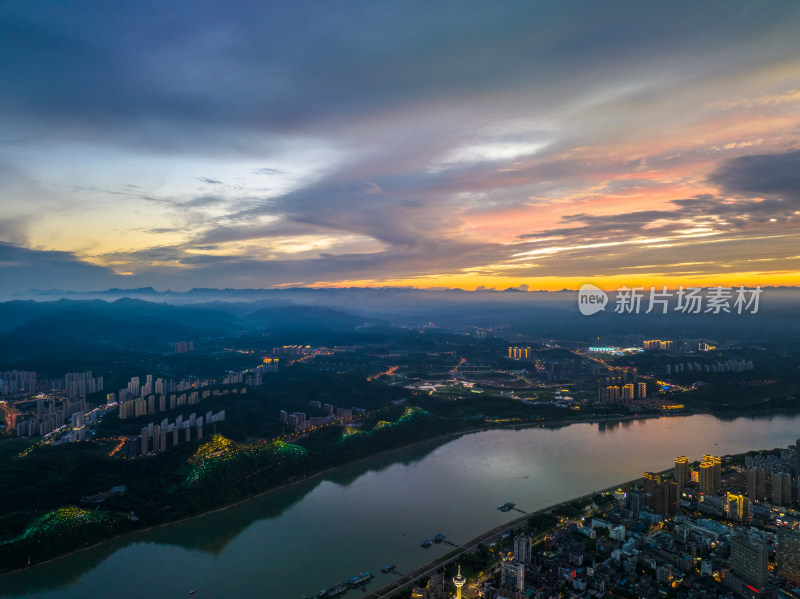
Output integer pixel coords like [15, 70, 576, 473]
[1, 1, 800, 293]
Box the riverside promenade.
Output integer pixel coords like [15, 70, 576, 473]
[366, 469, 670, 598]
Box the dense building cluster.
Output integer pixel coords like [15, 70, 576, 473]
[65, 371, 104, 399]
[118, 386, 245, 419]
[422, 447, 800, 599]
[15, 397, 88, 437]
[279, 400, 366, 430]
[665, 360, 754, 376]
[0, 370, 37, 396]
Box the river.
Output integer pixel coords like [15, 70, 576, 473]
[3, 412, 800, 598]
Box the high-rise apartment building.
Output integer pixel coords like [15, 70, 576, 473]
[772, 471, 792, 506]
[725, 493, 750, 522]
[627, 489, 644, 517]
[747, 466, 766, 501]
[674, 456, 689, 488]
[643, 340, 673, 351]
[699, 455, 721, 494]
[598, 385, 621, 403]
[513, 534, 532, 564]
[507, 346, 531, 360]
[128, 376, 140, 397]
[778, 528, 800, 585]
[621, 384, 634, 402]
[500, 560, 525, 591]
[1, 370, 37, 396]
[795, 438, 800, 477]
[728, 532, 768, 595]
[643, 472, 661, 509]
[140, 427, 149, 455]
[65, 371, 103, 399]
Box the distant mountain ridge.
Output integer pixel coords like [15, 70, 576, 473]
[17, 285, 800, 298]
[0, 287, 798, 364]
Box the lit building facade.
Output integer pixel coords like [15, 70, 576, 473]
[778, 528, 800, 585]
[699, 455, 721, 494]
[674, 456, 689, 488]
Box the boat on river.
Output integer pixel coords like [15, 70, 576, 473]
[317, 583, 347, 597]
[346, 572, 373, 586]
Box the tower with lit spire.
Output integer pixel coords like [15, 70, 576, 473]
[453, 564, 466, 599]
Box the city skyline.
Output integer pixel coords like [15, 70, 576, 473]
[2, 1, 800, 293]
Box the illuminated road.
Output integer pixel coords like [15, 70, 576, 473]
[0, 400, 20, 431]
[449, 357, 467, 374]
[367, 365, 399, 382]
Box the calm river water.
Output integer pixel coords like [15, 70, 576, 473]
[3, 413, 800, 598]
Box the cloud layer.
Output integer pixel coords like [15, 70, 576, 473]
[1, 1, 799, 291]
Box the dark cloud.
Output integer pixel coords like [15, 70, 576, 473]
[1, 2, 799, 290]
[517, 202, 720, 241]
[96, 234, 507, 289]
[253, 168, 286, 176]
[130, 146, 800, 287]
[709, 149, 800, 203]
[0, 216, 33, 245]
[2, 1, 798, 153]
[179, 194, 228, 208]
[0, 243, 121, 294]
[519, 152, 800, 246]
[229, 180, 446, 249]
[96, 167, 516, 285]
[506, 150, 800, 279]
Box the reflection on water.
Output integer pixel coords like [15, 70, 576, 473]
[3, 413, 800, 598]
[0, 436, 451, 596]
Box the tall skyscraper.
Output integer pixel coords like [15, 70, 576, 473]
[698, 460, 712, 493]
[500, 560, 525, 591]
[507, 346, 530, 360]
[699, 455, 721, 494]
[152, 425, 163, 453]
[141, 373, 153, 397]
[795, 439, 800, 477]
[513, 534, 532, 564]
[662, 480, 679, 516]
[674, 456, 689, 488]
[643, 340, 673, 351]
[627, 489, 644, 517]
[778, 528, 800, 585]
[621, 384, 634, 402]
[772, 471, 792, 505]
[747, 466, 766, 501]
[725, 493, 750, 522]
[644, 471, 660, 491]
[1, 370, 37, 396]
[643, 472, 660, 509]
[729, 532, 768, 593]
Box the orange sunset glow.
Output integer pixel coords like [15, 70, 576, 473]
[1, 2, 799, 294]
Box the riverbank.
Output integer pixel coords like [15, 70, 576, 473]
[368, 469, 674, 599]
[1, 407, 794, 577]
[5, 413, 800, 599]
[0, 430, 456, 576]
